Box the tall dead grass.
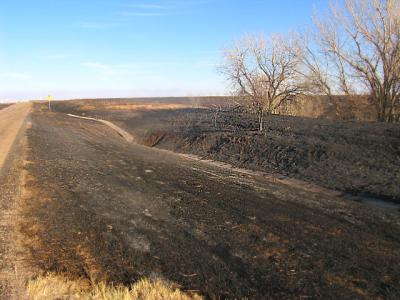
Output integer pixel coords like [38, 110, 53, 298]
[26, 273, 203, 300]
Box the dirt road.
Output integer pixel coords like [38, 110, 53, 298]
[18, 104, 400, 299]
[0, 103, 31, 170]
[0, 102, 31, 299]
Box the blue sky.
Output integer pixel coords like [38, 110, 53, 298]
[0, 0, 328, 101]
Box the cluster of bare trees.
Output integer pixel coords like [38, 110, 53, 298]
[220, 35, 304, 131]
[220, 0, 400, 129]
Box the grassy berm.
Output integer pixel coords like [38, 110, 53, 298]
[53, 99, 400, 205]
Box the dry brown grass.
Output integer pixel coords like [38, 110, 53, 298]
[325, 274, 369, 298]
[104, 103, 188, 110]
[26, 273, 203, 300]
[79, 103, 189, 111]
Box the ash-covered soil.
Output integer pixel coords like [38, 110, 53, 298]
[52, 99, 400, 204]
[152, 110, 400, 204]
[22, 101, 400, 299]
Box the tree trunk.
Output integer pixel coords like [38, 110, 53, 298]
[386, 99, 395, 123]
[258, 110, 264, 132]
[377, 96, 386, 122]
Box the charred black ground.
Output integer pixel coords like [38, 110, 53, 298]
[52, 99, 400, 205]
[18, 101, 400, 299]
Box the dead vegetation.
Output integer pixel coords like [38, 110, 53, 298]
[307, 0, 400, 123]
[18, 103, 400, 299]
[220, 34, 304, 131]
[137, 109, 400, 204]
[79, 103, 188, 112]
[51, 95, 380, 122]
[27, 274, 202, 300]
[51, 99, 400, 203]
[220, 0, 400, 123]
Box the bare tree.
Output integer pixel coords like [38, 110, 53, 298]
[208, 103, 221, 128]
[304, 0, 400, 122]
[220, 34, 304, 131]
[298, 33, 356, 119]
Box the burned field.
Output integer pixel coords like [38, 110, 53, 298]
[144, 109, 400, 205]
[53, 99, 400, 205]
[14, 99, 398, 299]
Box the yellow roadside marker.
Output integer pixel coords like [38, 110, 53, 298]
[46, 94, 53, 112]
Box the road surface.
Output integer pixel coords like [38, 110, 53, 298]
[0, 103, 31, 170]
[17, 104, 400, 299]
[0, 102, 31, 299]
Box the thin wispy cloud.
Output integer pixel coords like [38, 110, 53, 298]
[39, 54, 71, 60]
[116, 1, 205, 18]
[116, 11, 167, 17]
[82, 62, 145, 78]
[82, 58, 218, 79]
[116, 1, 216, 19]
[177, 0, 209, 4]
[83, 62, 115, 76]
[76, 21, 118, 29]
[116, 1, 171, 17]
[129, 4, 169, 10]
[83, 62, 110, 69]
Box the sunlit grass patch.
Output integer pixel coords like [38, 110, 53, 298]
[27, 273, 203, 300]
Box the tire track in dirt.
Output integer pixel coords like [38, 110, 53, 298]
[67, 113, 135, 143]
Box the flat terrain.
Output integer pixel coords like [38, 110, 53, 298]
[15, 101, 400, 299]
